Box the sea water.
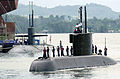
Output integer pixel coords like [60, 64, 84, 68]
[0, 33, 120, 79]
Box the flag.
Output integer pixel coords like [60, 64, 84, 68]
[49, 35, 51, 42]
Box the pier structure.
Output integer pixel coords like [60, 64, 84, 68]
[0, 0, 18, 53]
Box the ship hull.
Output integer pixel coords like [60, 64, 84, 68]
[0, 0, 18, 15]
[29, 55, 116, 72]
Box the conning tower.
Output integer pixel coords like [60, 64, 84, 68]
[70, 6, 92, 56]
[28, 1, 35, 45]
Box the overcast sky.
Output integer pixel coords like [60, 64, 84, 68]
[19, 0, 120, 12]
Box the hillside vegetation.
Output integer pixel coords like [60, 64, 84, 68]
[10, 3, 120, 19]
[4, 15, 120, 33]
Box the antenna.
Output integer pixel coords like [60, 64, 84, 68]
[31, 1, 34, 27]
[29, 1, 30, 14]
[29, 1, 31, 27]
[78, 7, 80, 23]
[79, 6, 82, 33]
[105, 37, 106, 48]
[80, 7, 82, 23]
[84, 6, 87, 33]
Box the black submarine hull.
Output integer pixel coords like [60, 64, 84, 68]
[29, 33, 116, 72]
[29, 55, 116, 72]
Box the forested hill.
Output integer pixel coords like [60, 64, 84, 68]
[10, 3, 120, 19]
[4, 15, 120, 33]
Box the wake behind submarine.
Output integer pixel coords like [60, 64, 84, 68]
[29, 6, 116, 72]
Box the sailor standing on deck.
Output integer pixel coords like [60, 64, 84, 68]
[43, 47, 47, 58]
[98, 49, 102, 55]
[52, 46, 55, 57]
[95, 45, 97, 54]
[24, 39, 28, 45]
[61, 46, 64, 56]
[66, 46, 69, 56]
[74, 23, 82, 33]
[47, 47, 50, 58]
[19, 39, 23, 45]
[60, 40, 62, 48]
[92, 44, 94, 53]
[104, 38, 107, 56]
[77, 23, 82, 33]
[70, 46, 73, 55]
[57, 46, 60, 57]
[104, 47, 107, 56]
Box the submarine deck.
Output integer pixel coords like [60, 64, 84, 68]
[29, 55, 116, 72]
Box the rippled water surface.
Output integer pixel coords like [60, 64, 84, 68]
[0, 33, 120, 79]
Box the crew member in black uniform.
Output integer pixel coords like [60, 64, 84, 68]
[92, 44, 94, 53]
[98, 49, 102, 55]
[70, 46, 73, 55]
[95, 45, 97, 54]
[47, 47, 50, 58]
[52, 46, 55, 57]
[61, 46, 64, 56]
[57, 46, 60, 57]
[104, 47, 107, 56]
[43, 47, 47, 58]
[66, 46, 69, 56]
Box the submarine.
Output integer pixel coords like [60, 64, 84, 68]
[29, 33, 116, 72]
[29, 6, 116, 72]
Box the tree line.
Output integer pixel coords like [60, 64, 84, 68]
[4, 15, 120, 33]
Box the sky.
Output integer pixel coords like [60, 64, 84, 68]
[19, 0, 120, 12]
